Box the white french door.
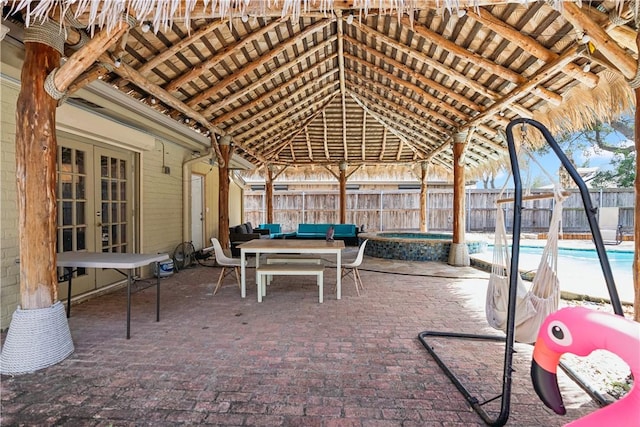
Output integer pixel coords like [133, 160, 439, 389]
[57, 134, 135, 296]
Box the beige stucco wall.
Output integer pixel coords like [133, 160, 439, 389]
[1, 74, 21, 330]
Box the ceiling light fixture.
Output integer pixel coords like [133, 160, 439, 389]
[346, 12, 354, 25]
[580, 32, 591, 44]
[583, 62, 591, 73]
[141, 22, 151, 33]
[241, 13, 249, 23]
[457, 8, 467, 18]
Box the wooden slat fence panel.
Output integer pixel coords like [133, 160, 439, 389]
[243, 189, 634, 233]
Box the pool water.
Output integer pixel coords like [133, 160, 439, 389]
[489, 245, 634, 304]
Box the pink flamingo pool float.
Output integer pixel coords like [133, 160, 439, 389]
[531, 306, 640, 426]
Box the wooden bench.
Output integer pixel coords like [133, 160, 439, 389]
[255, 263, 324, 303]
[264, 254, 323, 285]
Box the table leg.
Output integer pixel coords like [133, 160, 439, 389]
[336, 251, 341, 300]
[241, 249, 246, 298]
[156, 262, 160, 322]
[126, 270, 132, 339]
[66, 267, 73, 318]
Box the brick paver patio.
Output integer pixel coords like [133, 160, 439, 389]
[1, 255, 599, 426]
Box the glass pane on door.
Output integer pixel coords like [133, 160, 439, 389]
[99, 153, 129, 254]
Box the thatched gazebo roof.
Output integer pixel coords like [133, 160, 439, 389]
[3, 0, 637, 173]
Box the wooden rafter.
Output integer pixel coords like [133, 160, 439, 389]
[361, 109, 366, 161]
[467, 6, 598, 88]
[322, 109, 329, 159]
[203, 36, 336, 116]
[137, 20, 227, 75]
[336, 10, 349, 161]
[399, 16, 561, 105]
[223, 69, 337, 133]
[186, 18, 331, 109]
[164, 18, 284, 92]
[245, 90, 339, 149]
[212, 58, 337, 125]
[345, 52, 468, 119]
[379, 127, 387, 161]
[561, 3, 637, 79]
[305, 126, 313, 160]
[234, 83, 338, 141]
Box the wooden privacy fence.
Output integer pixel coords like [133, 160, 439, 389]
[244, 188, 635, 234]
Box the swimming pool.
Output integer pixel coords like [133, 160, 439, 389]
[487, 245, 634, 303]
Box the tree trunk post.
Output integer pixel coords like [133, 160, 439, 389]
[266, 165, 274, 224]
[449, 133, 470, 266]
[218, 136, 232, 250]
[339, 161, 348, 224]
[420, 162, 429, 232]
[1, 27, 74, 375]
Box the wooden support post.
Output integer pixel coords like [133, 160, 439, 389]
[339, 161, 347, 224]
[420, 162, 429, 232]
[266, 165, 274, 224]
[16, 41, 60, 309]
[218, 136, 232, 250]
[2, 34, 75, 376]
[449, 135, 470, 266]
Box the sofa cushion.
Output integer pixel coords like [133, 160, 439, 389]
[245, 222, 254, 233]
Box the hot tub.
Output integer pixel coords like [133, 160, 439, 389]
[358, 232, 487, 262]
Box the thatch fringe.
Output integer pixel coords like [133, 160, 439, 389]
[533, 71, 634, 139]
[6, 0, 633, 32]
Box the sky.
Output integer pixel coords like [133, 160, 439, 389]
[481, 137, 624, 189]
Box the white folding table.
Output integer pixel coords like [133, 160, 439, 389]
[57, 252, 170, 339]
[238, 239, 344, 300]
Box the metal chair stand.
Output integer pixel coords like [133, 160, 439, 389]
[418, 118, 624, 426]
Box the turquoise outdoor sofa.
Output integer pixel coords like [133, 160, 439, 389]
[295, 223, 358, 245]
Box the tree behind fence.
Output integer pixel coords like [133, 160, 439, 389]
[244, 188, 634, 234]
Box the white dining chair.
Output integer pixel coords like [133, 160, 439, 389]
[341, 239, 368, 296]
[210, 237, 245, 295]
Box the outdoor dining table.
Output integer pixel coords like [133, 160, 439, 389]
[238, 239, 345, 299]
[57, 252, 170, 339]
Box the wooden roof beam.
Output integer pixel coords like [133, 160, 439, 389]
[264, 98, 337, 158]
[350, 23, 515, 108]
[53, 21, 131, 95]
[346, 73, 506, 156]
[347, 84, 448, 146]
[224, 70, 337, 133]
[336, 10, 349, 161]
[322, 109, 330, 160]
[165, 18, 285, 93]
[345, 52, 468, 119]
[346, 70, 457, 130]
[137, 20, 227, 76]
[466, 6, 598, 88]
[561, 3, 637, 79]
[97, 53, 269, 164]
[203, 36, 337, 116]
[379, 128, 387, 161]
[349, 92, 439, 156]
[361, 109, 367, 161]
[304, 126, 313, 161]
[244, 91, 339, 148]
[187, 18, 331, 108]
[349, 36, 485, 113]
[400, 16, 561, 106]
[212, 57, 337, 126]
[467, 44, 584, 129]
[233, 83, 338, 140]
